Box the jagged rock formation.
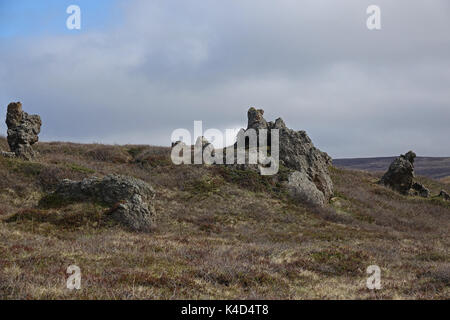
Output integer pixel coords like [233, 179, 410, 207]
[241, 107, 334, 206]
[52, 174, 156, 231]
[411, 182, 430, 198]
[380, 151, 416, 195]
[439, 190, 450, 201]
[5, 102, 41, 160]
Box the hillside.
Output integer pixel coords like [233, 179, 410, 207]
[0, 137, 449, 299]
[334, 157, 450, 180]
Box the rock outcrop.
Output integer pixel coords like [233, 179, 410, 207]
[52, 174, 156, 231]
[380, 151, 416, 195]
[241, 107, 334, 206]
[438, 190, 450, 201]
[5, 102, 42, 160]
[411, 182, 430, 198]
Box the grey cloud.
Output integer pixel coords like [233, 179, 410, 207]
[0, 0, 449, 157]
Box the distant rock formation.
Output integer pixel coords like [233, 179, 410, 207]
[438, 190, 450, 201]
[5, 102, 41, 160]
[380, 151, 416, 195]
[241, 107, 334, 206]
[52, 174, 156, 231]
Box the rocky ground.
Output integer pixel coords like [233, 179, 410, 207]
[0, 136, 449, 299]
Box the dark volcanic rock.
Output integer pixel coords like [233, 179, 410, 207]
[53, 174, 156, 231]
[240, 107, 334, 206]
[438, 190, 450, 201]
[411, 182, 430, 198]
[5, 102, 42, 160]
[380, 151, 416, 195]
[247, 108, 268, 130]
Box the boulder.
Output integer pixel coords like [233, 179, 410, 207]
[276, 122, 333, 200]
[438, 190, 450, 201]
[53, 174, 156, 231]
[285, 170, 326, 206]
[411, 182, 430, 198]
[5, 102, 42, 160]
[380, 151, 416, 195]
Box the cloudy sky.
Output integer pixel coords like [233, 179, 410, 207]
[0, 0, 449, 158]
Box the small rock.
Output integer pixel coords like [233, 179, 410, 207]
[438, 190, 450, 201]
[194, 136, 215, 161]
[0, 151, 16, 158]
[411, 182, 430, 198]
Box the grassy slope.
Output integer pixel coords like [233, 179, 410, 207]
[0, 137, 449, 299]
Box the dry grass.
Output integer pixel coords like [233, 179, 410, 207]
[0, 137, 449, 299]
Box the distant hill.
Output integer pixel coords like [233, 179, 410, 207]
[334, 156, 450, 180]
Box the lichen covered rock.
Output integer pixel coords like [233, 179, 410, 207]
[53, 174, 156, 231]
[438, 190, 450, 201]
[5, 102, 42, 160]
[241, 107, 334, 206]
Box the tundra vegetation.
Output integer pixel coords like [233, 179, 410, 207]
[0, 135, 449, 299]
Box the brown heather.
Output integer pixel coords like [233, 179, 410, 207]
[0, 136, 449, 299]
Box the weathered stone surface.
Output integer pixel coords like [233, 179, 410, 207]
[411, 182, 430, 198]
[438, 190, 450, 201]
[241, 107, 334, 205]
[380, 151, 416, 195]
[53, 174, 156, 231]
[285, 170, 326, 206]
[5, 102, 41, 160]
[277, 124, 333, 200]
[247, 108, 268, 130]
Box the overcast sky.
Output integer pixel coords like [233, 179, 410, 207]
[0, 0, 449, 158]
